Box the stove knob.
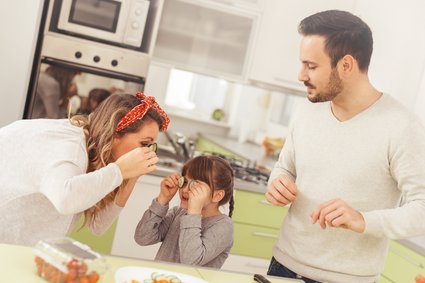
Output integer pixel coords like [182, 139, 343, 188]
[75, 51, 82, 59]
[111, 59, 118, 67]
[93, 56, 100, 63]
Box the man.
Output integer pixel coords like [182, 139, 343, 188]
[266, 10, 425, 283]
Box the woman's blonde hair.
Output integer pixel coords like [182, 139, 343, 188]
[70, 93, 164, 227]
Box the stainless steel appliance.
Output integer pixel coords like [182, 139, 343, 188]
[24, 0, 164, 119]
[201, 152, 270, 191]
[53, 0, 150, 49]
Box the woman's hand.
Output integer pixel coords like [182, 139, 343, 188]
[115, 147, 158, 180]
[157, 173, 179, 205]
[265, 175, 297, 206]
[311, 198, 365, 233]
[187, 181, 211, 215]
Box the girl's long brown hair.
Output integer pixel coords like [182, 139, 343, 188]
[182, 155, 235, 217]
[70, 94, 164, 227]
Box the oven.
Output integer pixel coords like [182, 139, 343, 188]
[23, 0, 164, 119]
[51, 0, 150, 49]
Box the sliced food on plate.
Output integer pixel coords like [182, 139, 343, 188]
[115, 266, 208, 283]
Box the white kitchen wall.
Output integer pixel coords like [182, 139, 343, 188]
[353, 0, 425, 109]
[0, 1, 44, 127]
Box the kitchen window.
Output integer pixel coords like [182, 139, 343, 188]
[164, 69, 230, 124]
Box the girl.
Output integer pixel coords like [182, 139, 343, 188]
[134, 155, 235, 268]
[0, 92, 169, 246]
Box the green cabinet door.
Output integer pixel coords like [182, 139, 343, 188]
[381, 241, 425, 283]
[233, 190, 288, 229]
[68, 217, 117, 254]
[231, 222, 279, 259]
[378, 275, 394, 283]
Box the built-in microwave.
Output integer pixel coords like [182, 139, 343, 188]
[52, 0, 150, 48]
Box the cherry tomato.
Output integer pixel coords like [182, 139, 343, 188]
[67, 259, 80, 270]
[88, 271, 100, 283]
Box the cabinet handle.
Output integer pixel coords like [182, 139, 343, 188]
[252, 232, 278, 239]
[260, 200, 272, 205]
[391, 249, 424, 268]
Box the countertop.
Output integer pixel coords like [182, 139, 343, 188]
[0, 243, 302, 283]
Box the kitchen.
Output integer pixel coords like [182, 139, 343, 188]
[2, 0, 425, 283]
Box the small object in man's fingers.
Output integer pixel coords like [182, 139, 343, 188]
[253, 274, 272, 283]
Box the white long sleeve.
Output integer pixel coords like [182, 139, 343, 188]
[0, 119, 123, 246]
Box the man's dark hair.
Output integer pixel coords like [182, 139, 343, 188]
[298, 10, 373, 72]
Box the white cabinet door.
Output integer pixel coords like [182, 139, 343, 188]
[248, 0, 356, 91]
[153, 0, 260, 81]
[111, 175, 180, 260]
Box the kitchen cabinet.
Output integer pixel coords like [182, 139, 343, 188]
[152, 0, 260, 81]
[379, 241, 425, 283]
[68, 216, 117, 254]
[111, 175, 180, 260]
[248, 0, 356, 92]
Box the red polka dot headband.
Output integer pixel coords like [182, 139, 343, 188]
[116, 92, 170, 132]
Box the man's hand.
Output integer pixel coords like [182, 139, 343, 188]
[311, 198, 365, 233]
[265, 175, 297, 206]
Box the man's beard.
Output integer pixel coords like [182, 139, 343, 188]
[307, 68, 344, 103]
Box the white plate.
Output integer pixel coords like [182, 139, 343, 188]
[114, 266, 208, 283]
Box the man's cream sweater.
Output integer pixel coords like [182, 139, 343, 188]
[270, 94, 425, 283]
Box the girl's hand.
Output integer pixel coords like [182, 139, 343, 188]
[115, 147, 158, 180]
[187, 181, 211, 215]
[157, 173, 179, 205]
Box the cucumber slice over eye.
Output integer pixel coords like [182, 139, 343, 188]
[188, 180, 199, 190]
[178, 176, 185, 188]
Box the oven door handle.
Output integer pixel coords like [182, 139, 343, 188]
[42, 57, 145, 84]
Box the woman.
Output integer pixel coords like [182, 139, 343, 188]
[0, 92, 170, 246]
